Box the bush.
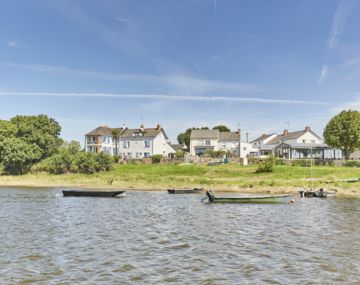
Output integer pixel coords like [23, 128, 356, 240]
[275, 158, 286, 165]
[256, 155, 276, 173]
[175, 150, 185, 159]
[152, 154, 163, 164]
[292, 159, 311, 167]
[32, 146, 114, 174]
[314, 159, 335, 166]
[343, 160, 360, 167]
[96, 152, 113, 171]
[205, 150, 226, 158]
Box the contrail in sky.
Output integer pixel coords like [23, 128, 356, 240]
[0, 91, 329, 106]
[158, 2, 205, 79]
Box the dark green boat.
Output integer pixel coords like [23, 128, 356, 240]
[205, 191, 292, 203]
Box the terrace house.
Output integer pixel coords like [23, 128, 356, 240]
[85, 124, 175, 158]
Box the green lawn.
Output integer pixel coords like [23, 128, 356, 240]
[1, 163, 360, 196]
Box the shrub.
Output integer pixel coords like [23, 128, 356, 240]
[256, 155, 276, 173]
[96, 152, 113, 171]
[275, 158, 286, 165]
[175, 150, 185, 159]
[314, 159, 335, 166]
[343, 160, 360, 167]
[152, 154, 163, 164]
[292, 159, 311, 167]
[205, 150, 226, 158]
[32, 147, 114, 174]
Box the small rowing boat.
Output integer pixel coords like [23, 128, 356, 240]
[204, 191, 292, 203]
[167, 187, 203, 194]
[62, 190, 126, 197]
[299, 188, 337, 198]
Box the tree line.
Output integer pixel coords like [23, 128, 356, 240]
[0, 111, 359, 175]
[0, 115, 113, 174]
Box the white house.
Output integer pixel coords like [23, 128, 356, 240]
[189, 129, 255, 158]
[119, 124, 175, 159]
[85, 124, 175, 158]
[251, 127, 342, 159]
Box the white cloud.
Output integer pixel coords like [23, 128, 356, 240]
[2, 62, 262, 93]
[318, 65, 329, 85]
[6, 41, 17, 47]
[0, 91, 329, 106]
[327, 0, 356, 49]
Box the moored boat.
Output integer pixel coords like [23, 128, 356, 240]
[299, 188, 337, 198]
[204, 191, 292, 203]
[62, 190, 126, 197]
[167, 187, 203, 194]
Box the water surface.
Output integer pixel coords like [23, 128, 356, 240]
[0, 187, 359, 284]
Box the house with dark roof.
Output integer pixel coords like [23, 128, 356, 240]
[85, 124, 175, 158]
[251, 127, 342, 159]
[190, 129, 255, 157]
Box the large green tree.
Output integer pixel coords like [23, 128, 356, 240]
[10, 114, 62, 159]
[213, 125, 231, 132]
[0, 138, 41, 174]
[323, 110, 360, 159]
[0, 120, 17, 139]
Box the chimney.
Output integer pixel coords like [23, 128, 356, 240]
[305, 126, 311, 132]
[140, 123, 145, 131]
[283, 129, 289, 135]
[122, 124, 126, 131]
[156, 123, 161, 130]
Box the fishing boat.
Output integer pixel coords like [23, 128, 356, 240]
[62, 190, 126, 197]
[299, 188, 337, 198]
[167, 187, 203, 194]
[204, 191, 292, 203]
[345, 178, 360, 183]
[298, 146, 338, 198]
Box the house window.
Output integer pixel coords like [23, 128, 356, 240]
[123, 141, 130, 149]
[102, 136, 106, 143]
[144, 152, 150, 158]
[144, 140, 150, 148]
[221, 143, 226, 148]
[136, 152, 142, 159]
[205, 140, 211, 146]
[302, 140, 306, 143]
[127, 152, 132, 158]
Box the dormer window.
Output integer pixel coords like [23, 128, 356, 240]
[133, 132, 143, 137]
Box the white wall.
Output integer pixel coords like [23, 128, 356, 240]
[295, 132, 322, 144]
[190, 138, 218, 155]
[153, 131, 175, 156]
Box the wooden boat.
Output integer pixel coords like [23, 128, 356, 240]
[346, 178, 360, 183]
[167, 187, 203, 194]
[205, 191, 292, 203]
[299, 188, 337, 198]
[62, 190, 125, 197]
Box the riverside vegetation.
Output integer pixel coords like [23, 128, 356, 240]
[1, 112, 360, 196]
[1, 163, 360, 197]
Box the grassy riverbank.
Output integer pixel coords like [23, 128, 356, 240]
[1, 163, 360, 196]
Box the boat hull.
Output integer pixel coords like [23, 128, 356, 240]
[62, 190, 125, 197]
[167, 188, 203, 194]
[205, 191, 291, 203]
[299, 189, 337, 198]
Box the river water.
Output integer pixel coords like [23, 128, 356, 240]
[0, 187, 359, 284]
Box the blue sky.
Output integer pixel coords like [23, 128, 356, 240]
[1, 0, 360, 144]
